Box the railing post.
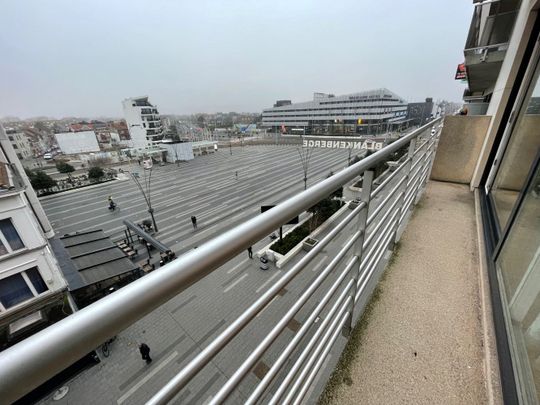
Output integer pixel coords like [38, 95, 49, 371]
[392, 138, 416, 245]
[343, 170, 373, 336]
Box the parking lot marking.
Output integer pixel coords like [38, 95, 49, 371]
[223, 273, 248, 293]
[227, 259, 249, 274]
[256, 271, 282, 293]
[311, 256, 328, 272]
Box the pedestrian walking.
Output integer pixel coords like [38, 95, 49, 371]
[247, 246, 253, 259]
[139, 343, 152, 364]
[137, 159, 141, 165]
[235, 171, 238, 179]
[191, 215, 197, 229]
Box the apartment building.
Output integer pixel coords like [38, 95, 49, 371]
[122, 96, 165, 149]
[0, 124, 72, 351]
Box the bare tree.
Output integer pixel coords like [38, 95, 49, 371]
[297, 140, 314, 190]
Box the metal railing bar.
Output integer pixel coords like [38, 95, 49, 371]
[245, 256, 359, 405]
[360, 216, 401, 282]
[363, 194, 403, 249]
[399, 168, 430, 226]
[406, 150, 432, 188]
[266, 280, 357, 405]
[404, 162, 431, 203]
[357, 214, 399, 291]
[355, 228, 395, 303]
[148, 204, 365, 405]
[208, 231, 361, 404]
[406, 161, 427, 190]
[292, 311, 351, 405]
[0, 119, 441, 403]
[410, 147, 428, 172]
[366, 175, 407, 226]
[412, 135, 431, 157]
[370, 157, 410, 199]
[281, 299, 353, 405]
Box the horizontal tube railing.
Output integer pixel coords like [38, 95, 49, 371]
[370, 156, 410, 199]
[0, 119, 441, 403]
[246, 256, 359, 405]
[148, 201, 366, 404]
[366, 175, 407, 226]
[208, 231, 361, 404]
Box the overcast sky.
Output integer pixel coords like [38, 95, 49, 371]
[0, 0, 472, 119]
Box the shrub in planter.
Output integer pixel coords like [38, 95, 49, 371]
[271, 225, 310, 255]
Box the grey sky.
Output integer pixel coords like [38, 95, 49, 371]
[0, 0, 472, 119]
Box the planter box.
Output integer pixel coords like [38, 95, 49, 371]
[349, 200, 362, 210]
[302, 238, 318, 252]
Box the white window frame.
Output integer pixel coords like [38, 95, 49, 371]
[0, 266, 48, 312]
[0, 217, 25, 257]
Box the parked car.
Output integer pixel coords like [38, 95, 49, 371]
[43, 153, 53, 160]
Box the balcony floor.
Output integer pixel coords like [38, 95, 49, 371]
[326, 181, 492, 404]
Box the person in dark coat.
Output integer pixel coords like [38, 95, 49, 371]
[247, 246, 253, 259]
[191, 215, 197, 229]
[139, 343, 152, 363]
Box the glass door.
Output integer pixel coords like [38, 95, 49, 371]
[483, 26, 540, 403]
[486, 48, 540, 232]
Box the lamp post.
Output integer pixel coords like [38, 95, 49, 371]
[130, 163, 158, 232]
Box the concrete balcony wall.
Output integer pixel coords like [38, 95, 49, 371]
[430, 116, 492, 184]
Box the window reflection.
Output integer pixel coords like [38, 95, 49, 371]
[497, 164, 540, 401]
[492, 64, 540, 230]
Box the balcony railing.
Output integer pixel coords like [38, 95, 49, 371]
[0, 161, 25, 194]
[465, 2, 517, 52]
[0, 119, 442, 403]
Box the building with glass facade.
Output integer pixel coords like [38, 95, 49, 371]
[261, 88, 408, 135]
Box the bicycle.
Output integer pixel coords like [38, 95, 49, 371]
[101, 336, 117, 357]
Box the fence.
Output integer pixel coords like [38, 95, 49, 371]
[0, 119, 442, 403]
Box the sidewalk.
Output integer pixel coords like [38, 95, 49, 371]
[323, 181, 495, 404]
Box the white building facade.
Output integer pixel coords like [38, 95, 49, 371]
[122, 96, 165, 150]
[5, 129, 33, 161]
[0, 125, 72, 351]
[262, 88, 408, 135]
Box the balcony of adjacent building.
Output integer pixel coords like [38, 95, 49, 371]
[464, 0, 519, 98]
[0, 160, 25, 197]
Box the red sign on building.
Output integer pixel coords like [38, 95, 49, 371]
[455, 63, 467, 80]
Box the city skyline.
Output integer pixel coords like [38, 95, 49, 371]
[1, 0, 472, 119]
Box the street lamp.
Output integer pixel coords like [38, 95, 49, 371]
[130, 163, 158, 232]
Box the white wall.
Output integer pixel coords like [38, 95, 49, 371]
[160, 143, 194, 161]
[0, 192, 66, 315]
[55, 131, 100, 154]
